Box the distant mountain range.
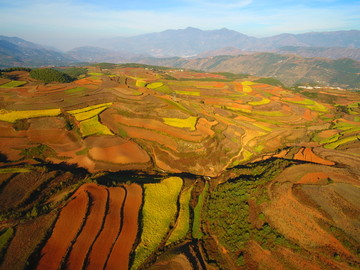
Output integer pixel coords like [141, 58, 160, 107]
[1, 28, 360, 88]
[0, 36, 77, 68]
[92, 27, 360, 58]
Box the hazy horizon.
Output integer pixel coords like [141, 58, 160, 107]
[0, 0, 359, 51]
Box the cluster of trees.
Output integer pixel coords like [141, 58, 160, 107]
[29, 68, 73, 83]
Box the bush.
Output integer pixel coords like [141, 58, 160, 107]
[30, 68, 73, 83]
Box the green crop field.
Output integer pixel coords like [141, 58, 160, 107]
[65, 87, 86, 94]
[166, 185, 194, 245]
[0, 109, 61, 123]
[132, 177, 183, 269]
[0, 81, 27, 88]
[192, 182, 209, 239]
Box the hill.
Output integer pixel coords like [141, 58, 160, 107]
[137, 53, 360, 89]
[0, 36, 78, 68]
[0, 65, 359, 269]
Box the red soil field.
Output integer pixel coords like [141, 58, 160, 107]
[298, 172, 330, 184]
[88, 141, 150, 164]
[106, 183, 143, 269]
[66, 184, 108, 270]
[118, 125, 179, 151]
[87, 187, 125, 270]
[293, 147, 335, 165]
[37, 187, 89, 270]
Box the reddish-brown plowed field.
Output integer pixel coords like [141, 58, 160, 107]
[66, 184, 108, 270]
[87, 187, 125, 270]
[293, 147, 335, 165]
[119, 125, 179, 151]
[246, 240, 285, 269]
[106, 183, 143, 269]
[0, 137, 30, 160]
[88, 141, 150, 164]
[37, 187, 89, 270]
[27, 129, 73, 145]
[75, 78, 102, 85]
[298, 172, 330, 184]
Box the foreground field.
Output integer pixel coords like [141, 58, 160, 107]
[0, 65, 359, 269]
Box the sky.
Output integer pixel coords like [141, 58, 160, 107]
[0, 0, 359, 50]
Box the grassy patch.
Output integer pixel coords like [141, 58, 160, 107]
[0, 167, 32, 174]
[147, 82, 164, 89]
[163, 116, 197, 131]
[79, 116, 114, 137]
[65, 87, 86, 94]
[0, 81, 27, 88]
[167, 185, 194, 245]
[21, 144, 57, 159]
[132, 177, 183, 270]
[88, 72, 104, 76]
[284, 98, 328, 112]
[0, 109, 61, 123]
[0, 227, 13, 253]
[324, 135, 360, 149]
[192, 182, 209, 239]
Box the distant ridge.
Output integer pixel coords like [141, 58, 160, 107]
[92, 28, 360, 57]
[0, 36, 77, 68]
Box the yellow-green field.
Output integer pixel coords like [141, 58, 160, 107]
[67, 103, 112, 115]
[69, 106, 110, 121]
[0, 109, 61, 123]
[132, 177, 183, 270]
[163, 116, 197, 130]
[166, 185, 194, 245]
[147, 82, 163, 89]
[175, 90, 201, 96]
[79, 116, 114, 137]
[0, 81, 27, 88]
[64, 87, 86, 94]
[248, 98, 271, 106]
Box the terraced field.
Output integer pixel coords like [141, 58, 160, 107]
[0, 66, 359, 269]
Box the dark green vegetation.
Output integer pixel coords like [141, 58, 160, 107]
[204, 160, 297, 266]
[30, 68, 73, 83]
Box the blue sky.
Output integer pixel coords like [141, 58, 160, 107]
[0, 0, 359, 50]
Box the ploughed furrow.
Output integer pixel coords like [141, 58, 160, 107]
[37, 186, 90, 270]
[86, 186, 126, 270]
[106, 183, 143, 270]
[66, 183, 108, 270]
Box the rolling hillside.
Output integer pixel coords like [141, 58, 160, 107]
[138, 53, 360, 88]
[0, 65, 359, 269]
